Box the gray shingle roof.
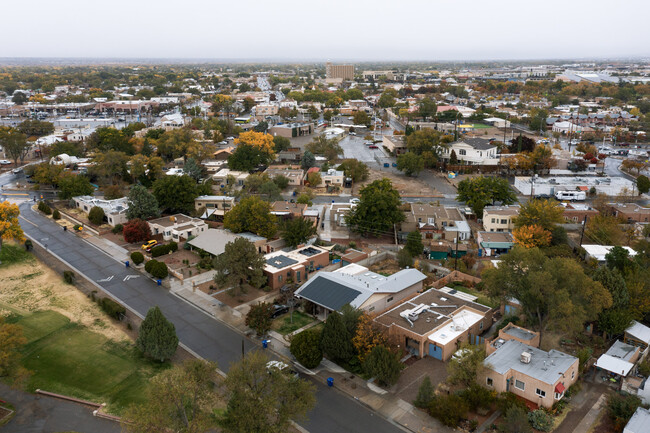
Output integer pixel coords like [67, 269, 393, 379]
[296, 277, 362, 311]
[462, 138, 496, 150]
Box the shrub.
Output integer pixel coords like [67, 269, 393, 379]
[99, 297, 126, 320]
[24, 239, 33, 251]
[150, 261, 168, 279]
[38, 201, 52, 215]
[638, 359, 650, 377]
[169, 241, 178, 252]
[123, 218, 151, 243]
[151, 244, 171, 257]
[397, 248, 413, 268]
[88, 206, 105, 225]
[413, 376, 435, 409]
[63, 270, 75, 284]
[459, 383, 495, 411]
[497, 392, 528, 413]
[363, 345, 403, 387]
[245, 303, 274, 337]
[528, 409, 554, 432]
[145, 259, 157, 273]
[428, 394, 469, 427]
[130, 251, 144, 265]
[499, 406, 532, 433]
[52, 209, 61, 220]
[607, 393, 642, 432]
[73, 224, 82, 231]
[111, 224, 123, 234]
[290, 329, 323, 369]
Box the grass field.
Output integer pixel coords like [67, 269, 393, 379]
[272, 311, 315, 335]
[469, 123, 491, 129]
[8, 310, 168, 414]
[0, 243, 33, 268]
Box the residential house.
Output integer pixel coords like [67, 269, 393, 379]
[213, 146, 235, 161]
[402, 204, 469, 240]
[194, 195, 235, 219]
[594, 340, 641, 380]
[340, 249, 369, 266]
[264, 167, 305, 187]
[160, 113, 185, 129]
[147, 214, 208, 242]
[72, 196, 128, 227]
[583, 245, 637, 264]
[440, 138, 499, 165]
[609, 203, 650, 223]
[486, 323, 540, 356]
[625, 321, 650, 352]
[212, 168, 249, 189]
[562, 203, 599, 223]
[382, 135, 408, 155]
[624, 408, 650, 433]
[481, 340, 579, 409]
[277, 147, 302, 163]
[477, 231, 514, 257]
[264, 245, 330, 290]
[375, 288, 493, 360]
[483, 205, 520, 232]
[295, 263, 427, 317]
[186, 228, 266, 257]
[270, 201, 308, 219]
[305, 167, 345, 188]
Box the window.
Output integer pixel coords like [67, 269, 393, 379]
[491, 218, 496, 223]
[486, 378, 493, 387]
[555, 392, 563, 400]
[278, 275, 283, 282]
[459, 149, 467, 156]
[514, 380, 525, 391]
[387, 297, 394, 303]
[479, 321, 484, 330]
[571, 371, 575, 379]
[536, 388, 546, 398]
[500, 219, 507, 224]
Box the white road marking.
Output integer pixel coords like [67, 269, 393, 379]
[123, 275, 140, 281]
[97, 275, 114, 282]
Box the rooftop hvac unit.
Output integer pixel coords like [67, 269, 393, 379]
[520, 352, 532, 364]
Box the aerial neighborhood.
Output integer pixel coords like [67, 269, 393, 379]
[1, 12, 650, 433]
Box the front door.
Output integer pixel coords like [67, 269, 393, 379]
[429, 343, 443, 360]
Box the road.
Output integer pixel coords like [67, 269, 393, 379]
[17, 203, 404, 433]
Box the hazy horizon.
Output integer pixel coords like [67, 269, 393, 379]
[2, 0, 649, 61]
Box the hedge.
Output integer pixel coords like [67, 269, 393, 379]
[99, 297, 126, 320]
[38, 201, 52, 215]
[151, 242, 178, 258]
[130, 251, 144, 265]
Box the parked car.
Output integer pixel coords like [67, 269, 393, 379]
[349, 132, 356, 136]
[141, 240, 158, 250]
[266, 360, 299, 379]
[369, 145, 378, 149]
[0, 160, 11, 165]
[271, 304, 289, 318]
[11, 167, 23, 174]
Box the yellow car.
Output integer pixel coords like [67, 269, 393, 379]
[141, 240, 158, 250]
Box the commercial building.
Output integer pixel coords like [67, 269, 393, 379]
[483, 205, 520, 232]
[72, 196, 129, 227]
[264, 245, 330, 290]
[148, 214, 208, 242]
[514, 176, 636, 197]
[326, 62, 354, 81]
[296, 264, 426, 317]
[375, 288, 493, 360]
[382, 135, 408, 155]
[481, 340, 579, 409]
[269, 122, 313, 138]
[562, 203, 599, 223]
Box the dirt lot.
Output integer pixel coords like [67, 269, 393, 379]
[156, 249, 204, 278]
[214, 285, 279, 308]
[0, 255, 129, 342]
[357, 168, 446, 197]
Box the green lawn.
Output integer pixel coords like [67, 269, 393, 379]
[447, 283, 500, 309]
[272, 311, 315, 335]
[0, 244, 33, 268]
[470, 123, 491, 129]
[12, 310, 168, 414]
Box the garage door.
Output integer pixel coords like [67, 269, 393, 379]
[428, 343, 442, 360]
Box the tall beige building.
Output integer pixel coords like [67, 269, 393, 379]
[326, 62, 354, 80]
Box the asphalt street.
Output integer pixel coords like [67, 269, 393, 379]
[17, 203, 405, 433]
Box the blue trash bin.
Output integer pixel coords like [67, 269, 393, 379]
[327, 377, 334, 387]
[157, 279, 162, 286]
[125, 261, 130, 268]
[262, 339, 268, 349]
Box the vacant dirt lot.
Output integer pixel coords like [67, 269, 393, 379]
[0, 256, 129, 342]
[357, 168, 446, 197]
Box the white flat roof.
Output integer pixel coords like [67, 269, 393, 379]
[428, 308, 484, 345]
[595, 354, 634, 376]
[582, 245, 637, 261]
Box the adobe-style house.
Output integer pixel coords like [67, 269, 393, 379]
[375, 288, 493, 360]
[264, 245, 330, 290]
[481, 340, 578, 409]
[147, 214, 208, 242]
[401, 204, 469, 240]
[485, 323, 540, 356]
[194, 195, 235, 219]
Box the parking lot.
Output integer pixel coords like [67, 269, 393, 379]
[339, 134, 392, 167]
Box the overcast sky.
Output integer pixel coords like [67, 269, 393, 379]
[2, 0, 649, 61]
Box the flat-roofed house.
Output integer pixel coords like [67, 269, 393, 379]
[483, 205, 520, 232]
[264, 245, 330, 290]
[194, 195, 235, 219]
[148, 214, 208, 241]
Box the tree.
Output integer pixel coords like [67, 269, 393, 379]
[499, 406, 532, 433]
[272, 175, 289, 190]
[352, 313, 387, 363]
[347, 178, 405, 236]
[514, 199, 564, 231]
[241, 173, 282, 201]
[11, 92, 27, 105]
[136, 306, 179, 362]
[509, 135, 536, 153]
[586, 214, 625, 246]
[0, 317, 27, 379]
[513, 224, 552, 248]
[0, 201, 25, 257]
[446, 345, 487, 387]
[413, 376, 435, 409]
[301, 150, 316, 170]
[88, 206, 105, 225]
[320, 311, 355, 364]
[457, 176, 518, 218]
[281, 217, 317, 248]
[306, 171, 322, 187]
[637, 175, 650, 195]
[0, 127, 28, 166]
[352, 111, 371, 127]
[213, 238, 267, 293]
[228, 143, 272, 172]
[363, 345, 402, 386]
[449, 149, 458, 165]
[223, 196, 277, 239]
[606, 392, 642, 433]
[296, 193, 313, 206]
[90, 150, 129, 185]
[17, 119, 54, 137]
[124, 359, 219, 433]
[306, 135, 343, 162]
[253, 121, 268, 133]
[397, 152, 425, 177]
[87, 127, 133, 154]
[154, 128, 199, 161]
[57, 173, 94, 200]
[273, 136, 291, 153]
[220, 351, 315, 433]
[483, 247, 612, 346]
[405, 231, 424, 257]
[406, 128, 443, 158]
[123, 219, 151, 243]
[428, 394, 469, 428]
[245, 302, 273, 336]
[418, 97, 437, 121]
[183, 157, 203, 181]
[338, 159, 369, 182]
[152, 175, 199, 214]
[290, 329, 323, 369]
[126, 184, 160, 220]
[378, 91, 396, 108]
[234, 131, 275, 159]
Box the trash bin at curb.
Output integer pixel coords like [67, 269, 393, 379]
[157, 279, 162, 286]
[327, 377, 334, 387]
[262, 339, 269, 348]
[125, 261, 130, 268]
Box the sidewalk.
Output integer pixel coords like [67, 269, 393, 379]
[265, 332, 453, 433]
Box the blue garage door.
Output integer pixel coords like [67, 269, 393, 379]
[429, 343, 443, 360]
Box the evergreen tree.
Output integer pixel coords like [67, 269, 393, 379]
[413, 376, 434, 409]
[405, 231, 424, 257]
[136, 306, 179, 362]
[126, 184, 160, 220]
[363, 345, 403, 386]
[320, 311, 355, 364]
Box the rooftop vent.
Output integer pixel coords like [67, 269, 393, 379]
[520, 352, 532, 364]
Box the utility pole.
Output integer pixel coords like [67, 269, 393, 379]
[579, 215, 588, 246]
[454, 230, 460, 271]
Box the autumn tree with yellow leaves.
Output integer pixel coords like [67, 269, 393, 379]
[0, 201, 25, 256]
[513, 224, 552, 248]
[352, 313, 387, 363]
[228, 131, 276, 171]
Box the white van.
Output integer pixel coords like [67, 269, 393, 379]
[555, 190, 586, 201]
